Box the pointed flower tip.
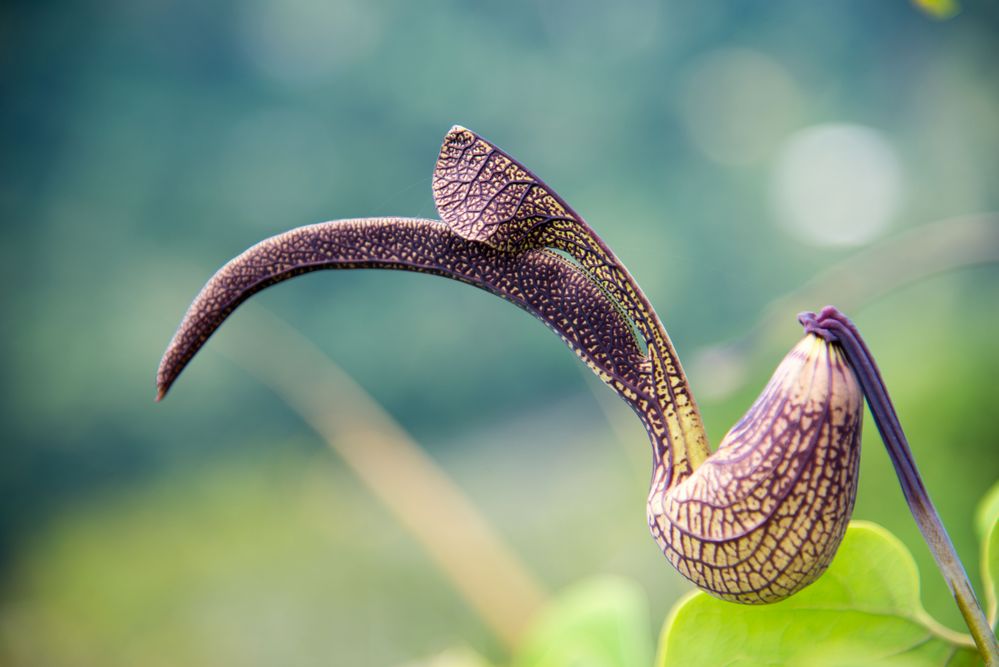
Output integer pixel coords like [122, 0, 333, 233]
[155, 385, 167, 402]
[440, 125, 477, 157]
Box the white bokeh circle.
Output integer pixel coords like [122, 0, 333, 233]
[772, 124, 904, 246]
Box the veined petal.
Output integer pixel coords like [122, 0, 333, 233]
[433, 126, 710, 481]
[648, 335, 863, 603]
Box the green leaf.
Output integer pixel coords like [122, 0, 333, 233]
[656, 522, 979, 667]
[513, 576, 653, 667]
[977, 482, 999, 627]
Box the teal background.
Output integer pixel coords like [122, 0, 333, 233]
[1, 1, 997, 664]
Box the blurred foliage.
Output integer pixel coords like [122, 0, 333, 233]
[1, 0, 998, 664]
[0, 449, 503, 666]
[979, 482, 999, 626]
[513, 578, 653, 667]
[914, 0, 962, 20]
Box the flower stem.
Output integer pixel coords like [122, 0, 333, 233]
[799, 306, 998, 665]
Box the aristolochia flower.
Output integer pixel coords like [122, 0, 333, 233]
[157, 126, 997, 660]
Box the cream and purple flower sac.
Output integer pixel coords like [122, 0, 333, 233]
[157, 126, 864, 604]
[651, 336, 862, 602]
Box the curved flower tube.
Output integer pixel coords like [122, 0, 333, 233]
[156, 127, 997, 661]
[157, 126, 861, 604]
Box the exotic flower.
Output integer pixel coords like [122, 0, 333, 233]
[157, 126, 997, 661]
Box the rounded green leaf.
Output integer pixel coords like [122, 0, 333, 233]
[656, 522, 979, 667]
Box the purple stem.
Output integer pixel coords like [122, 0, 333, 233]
[799, 306, 998, 665]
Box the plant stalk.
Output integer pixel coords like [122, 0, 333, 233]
[800, 306, 999, 666]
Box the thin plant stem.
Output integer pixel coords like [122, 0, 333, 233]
[800, 306, 999, 666]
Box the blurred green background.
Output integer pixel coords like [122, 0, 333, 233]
[1, 0, 998, 665]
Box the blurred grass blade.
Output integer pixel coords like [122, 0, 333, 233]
[215, 304, 548, 648]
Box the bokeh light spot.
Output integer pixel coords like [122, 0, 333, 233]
[772, 124, 904, 247]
